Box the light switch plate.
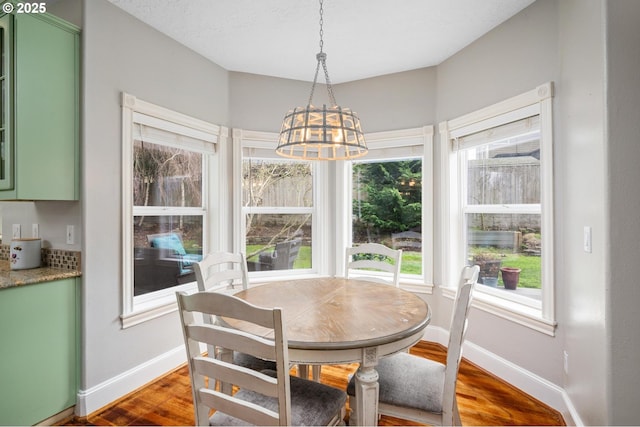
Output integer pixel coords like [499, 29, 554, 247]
[583, 226, 592, 253]
[66, 225, 74, 245]
[12, 224, 21, 239]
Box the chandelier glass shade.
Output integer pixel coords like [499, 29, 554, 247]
[276, 0, 367, 160]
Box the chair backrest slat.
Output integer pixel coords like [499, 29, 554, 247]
[187, 324, 276, 361]
[199, 388, 280, 426]
[193, 357, 278, 397]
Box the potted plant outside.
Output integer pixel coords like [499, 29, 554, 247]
[472, 252, 502, 287]
[501, 267, 521, 290]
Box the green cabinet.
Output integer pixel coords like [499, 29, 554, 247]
[0, 278, 79, 425]
[0, 12, 79, 200]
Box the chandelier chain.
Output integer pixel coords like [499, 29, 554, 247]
[307, 0, 337, 107]
[318, 0, 324, 53]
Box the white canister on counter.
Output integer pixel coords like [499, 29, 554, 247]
[10, 238, 42, 270]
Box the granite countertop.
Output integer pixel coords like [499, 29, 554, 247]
[0, 260, 82, 290]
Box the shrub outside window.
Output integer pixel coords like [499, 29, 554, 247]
[346, 126, 434, 289]
[352, 159, 423, 276]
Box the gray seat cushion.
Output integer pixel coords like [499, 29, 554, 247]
[347, 352, 445, 413]
[233, 352, 277, 371]
[210, 369, 346, 426]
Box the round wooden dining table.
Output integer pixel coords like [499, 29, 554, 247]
[225, 277, 431, 426]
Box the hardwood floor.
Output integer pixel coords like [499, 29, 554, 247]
[60, 341, 565, 426]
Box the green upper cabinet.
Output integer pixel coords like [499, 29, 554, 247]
[0, 12, 79, 200]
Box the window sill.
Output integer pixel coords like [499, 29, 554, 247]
[400, 278, 434, 294]
[121, 297, 178, 329]
[442, 286, 556, 336]
[249, 271, 321, 285]
[122, 282, 198, 328]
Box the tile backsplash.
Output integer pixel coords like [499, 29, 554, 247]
[0, 244, 81, 270]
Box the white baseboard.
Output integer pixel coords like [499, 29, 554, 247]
[76, 345, 187, 417]
[421, 326, 581, 426]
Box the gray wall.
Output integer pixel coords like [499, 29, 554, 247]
[606, 0, 640, 424]
[230, 67, 437, 133]
[434, 0, 565, 386]
[557, 1, 608, 424]
[81, 0, 229, 390]
[0, 201, 82, 250]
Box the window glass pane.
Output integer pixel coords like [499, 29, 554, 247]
[242, 159, 312, 208]
[133, 215, 203, 296]
[133, 140, 202, 207]
[245, 213, 310, 271]
[466, 126, 540, 206]
[353, 160, 422, 275]
[467, 213, 541, 298]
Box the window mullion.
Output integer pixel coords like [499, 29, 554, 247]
[463, 204, 542, 215]
[133, 206, 206, 216]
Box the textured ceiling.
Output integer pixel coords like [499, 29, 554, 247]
[107, 0, 535, 83]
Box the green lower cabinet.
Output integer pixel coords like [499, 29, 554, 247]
[0, 278, 79, 425]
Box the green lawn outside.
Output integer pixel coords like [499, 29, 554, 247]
[247, 244, 539, 288]
[498, 253, 541, 288]
[469, 247, 541, 289]
[246, 244, 311, 269]
[246, 245, 421, 274]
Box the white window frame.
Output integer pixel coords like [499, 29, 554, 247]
[340, 126, 434, 293]
[439, 83, 556, 335]
[232, 129, 328, 280]
[121, 93, 226, 328]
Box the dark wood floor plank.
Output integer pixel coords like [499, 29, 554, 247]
[60, 341, 564, 426]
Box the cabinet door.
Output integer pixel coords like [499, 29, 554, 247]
[0, 279, 79, 425]
[0, 13, 14, 191]
[14, 14, 79, 200]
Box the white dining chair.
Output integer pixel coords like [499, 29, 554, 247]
[176, 291, 347, 426]
[347, 265, 480, 426]
[193, 252, 276, 387]
[345, 242, 403, 286]
[193, 251, 249, 294]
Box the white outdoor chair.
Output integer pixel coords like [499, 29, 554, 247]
[345, 242, 403, 286]
[347, 265, 480, 426]
[176, 291, 347, 426]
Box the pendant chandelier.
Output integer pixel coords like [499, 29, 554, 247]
[276, 0, 367, 160]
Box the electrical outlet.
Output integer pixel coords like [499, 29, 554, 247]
[12, 224, 21, 239]
[563, 350, 569, 375]
[66, 225, 74, 245]
[32, 224, 39, 238]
